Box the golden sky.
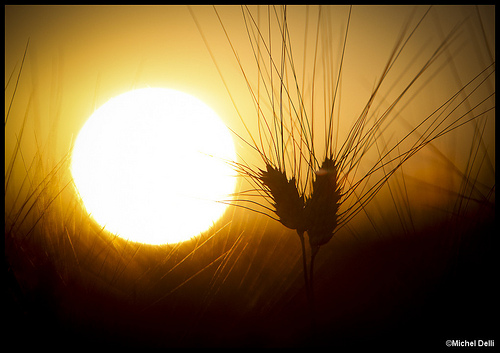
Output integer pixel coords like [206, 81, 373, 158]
[6, 6, 494, 139]
[5, 5, 495, 231]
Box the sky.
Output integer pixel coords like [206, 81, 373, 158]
[5, 5, 494, 152]
[6, 6, 230, 160]
[5, 4, 495, 234]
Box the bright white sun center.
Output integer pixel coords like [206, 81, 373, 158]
[71, 88, 237, 245]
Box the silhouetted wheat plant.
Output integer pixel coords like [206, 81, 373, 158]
[192, 4, 495, 327]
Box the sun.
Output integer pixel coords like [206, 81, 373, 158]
[71, 87, 237, 245]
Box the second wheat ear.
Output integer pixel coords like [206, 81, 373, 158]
[305, 157, 341, 253]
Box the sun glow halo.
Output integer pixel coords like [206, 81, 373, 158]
[71, 88, 237, 245]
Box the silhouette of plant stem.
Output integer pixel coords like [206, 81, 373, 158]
[190, 5, 495, 331]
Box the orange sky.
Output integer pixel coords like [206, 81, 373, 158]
[5, 5, 495, 231]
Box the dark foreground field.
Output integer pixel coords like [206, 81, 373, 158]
[5, 206, 496, 349]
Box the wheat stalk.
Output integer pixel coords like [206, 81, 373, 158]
[192, 4, 495, 330]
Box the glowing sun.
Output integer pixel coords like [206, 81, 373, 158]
[71, 88, 237, 245]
